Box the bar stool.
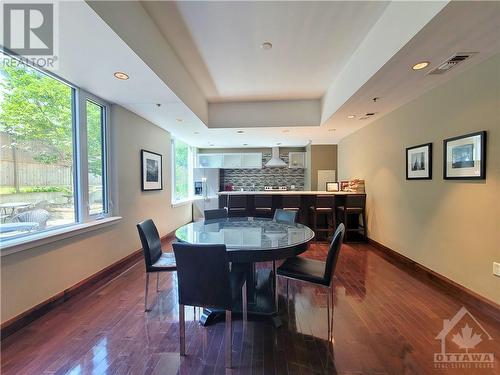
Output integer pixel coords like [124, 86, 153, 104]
[254, 195, 273, 218]
[282, 195, 301, 222]
[227, 195, 247, 217]
[309, 195, 336, 241]
[337, 194, 367, 242]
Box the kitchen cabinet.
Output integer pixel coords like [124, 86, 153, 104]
[197, 154, 223, 168]
[289, 152, 305, 168]
[223, 153, 242, 168]
[241, 153, 262, 168]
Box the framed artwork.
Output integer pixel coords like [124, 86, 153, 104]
[141, 149, 163, 191]
[406, 143, 432, 180]
[443, 131, 486, 180]
[326, 182, 339, 192]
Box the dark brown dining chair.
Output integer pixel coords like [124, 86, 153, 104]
[172, 243, 247, 368]
[282, 195, 301, 221]
[227, 195, 248, 217]
[337, 194, 367, 242]
[137, 219, 176, 311]
[204, 208, 228, 221]
[254, 195, 273, 218]
[309, 195, 336, 240]
[277, 224, 345, 342]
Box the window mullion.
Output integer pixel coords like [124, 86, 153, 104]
[77, 89, 90, 223]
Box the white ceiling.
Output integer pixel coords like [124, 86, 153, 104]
[143, 1, 389, 102]
[54, 1, 500, 148]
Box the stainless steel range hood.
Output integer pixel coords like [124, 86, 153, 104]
[265, 147, 287, 167]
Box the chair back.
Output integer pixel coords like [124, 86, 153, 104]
[345, 194, 366, 209]
[273, 209, 296, 224]
[204, 208, 228, 221]
[228, 195, 247, 209]
[172, 243, 232, 310]
[12, 209, 50, 229]
[323, 223, 345, 285]
[137, 219, 162, 272]
[315, 195, 334, 209]
[282, 195, 301, 209]
[255, 195, 272, 208]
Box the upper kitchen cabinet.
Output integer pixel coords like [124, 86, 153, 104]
[241, 153, 262, 168]
[197, 153, 223, 168]
[289, 152, 306, 168]
[223, 153, 242, 168]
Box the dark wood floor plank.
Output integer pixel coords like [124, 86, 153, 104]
[2, 241, 499, 374]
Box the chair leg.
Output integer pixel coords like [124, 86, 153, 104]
[273, 261, 279, 312]
[179, 304, 186, 356]
[327, 289, 331, 342]
[156, 273, 160, 292]
[242, 281, 248, 322]
[286, 278, 290, 314]
[144, 273, 150, 312]
[225, 310, 232, 368]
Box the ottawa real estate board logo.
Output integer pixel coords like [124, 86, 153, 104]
[2, 1, 59, 69]
[434, 306, 494, 369]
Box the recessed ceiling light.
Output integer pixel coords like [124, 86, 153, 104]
[412, 61, 429, 70]
[282, 129, 290, 133]
[328, 128, 336, 132]
[347, 115, 356, 119]
[194, 131, 199, 135]
[243, 143, 248, 146]
[237, 130, 244, 134]
[113, 71, 129, 80]
[277, 142, 282, 145]
[176, 118, 183, 123]
[261, 42, 273, 50]
[209, 144, 214, 147]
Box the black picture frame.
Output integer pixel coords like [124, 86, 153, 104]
[443, 131, 486, 180]
[141, 149, 163, 191]
[406, 143, 432, 180]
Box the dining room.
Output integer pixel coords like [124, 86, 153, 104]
[1, 1, 499, 374]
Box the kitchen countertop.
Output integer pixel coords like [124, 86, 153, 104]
[218, 191, 358, 195]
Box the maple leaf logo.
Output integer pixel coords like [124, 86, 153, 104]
[452, 324, 482, 353]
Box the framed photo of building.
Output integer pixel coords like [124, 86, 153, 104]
[326, 182, 339, 192]
[141, 150, 163, 191]
[406, 143, 432, 180]
[443, 131, 486, 180]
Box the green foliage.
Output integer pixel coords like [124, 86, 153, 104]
[0, 185, 72, 194]
[174, 139, 189, 200]
[0, 59, 73, 166]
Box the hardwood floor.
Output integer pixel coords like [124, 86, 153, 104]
[1, 240, 499, 374]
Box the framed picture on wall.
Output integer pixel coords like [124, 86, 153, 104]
[406, 143, 432, 180]
[141, 149, 163, 191]
[443, 131, 486, 180]
[326, 182, 339, 192]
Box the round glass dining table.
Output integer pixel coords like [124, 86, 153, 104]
[175, 217, 315, 325]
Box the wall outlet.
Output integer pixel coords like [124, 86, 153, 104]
[493, 262, 500, 277]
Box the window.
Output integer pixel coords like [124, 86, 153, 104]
[0, 52, 111, 246]
[172, 138, 193, 203]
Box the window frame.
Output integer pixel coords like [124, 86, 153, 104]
[171, 137, 194, 205]
[0, 51, 114, 249]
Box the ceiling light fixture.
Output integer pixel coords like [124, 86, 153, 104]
[194, 131, 199, 135]
[276, 142, 282, 145]
[243, 143, 248, 146]
[347, 115, 356, 119]
[237, 130, 244, 133]
[261, 42, 273, 50]
[282, 129, 290, 133]
[176, 118, 183, 122]
[113, 71, 129, 80]
[412, 61, 429, 70]
[328, 128, 336, 132]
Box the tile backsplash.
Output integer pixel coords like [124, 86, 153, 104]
[222, 152, 304, 191]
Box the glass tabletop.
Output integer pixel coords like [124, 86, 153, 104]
[175, 217, 315, 251]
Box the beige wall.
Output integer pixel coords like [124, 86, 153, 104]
[310, 145, 338, 190]
[1, 106, 192, 323]
[338, 53, 500, 304]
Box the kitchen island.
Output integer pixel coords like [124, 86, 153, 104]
[218, 191, 365, 233]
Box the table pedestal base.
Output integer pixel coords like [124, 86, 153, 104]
[199, 268, 282, 327]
